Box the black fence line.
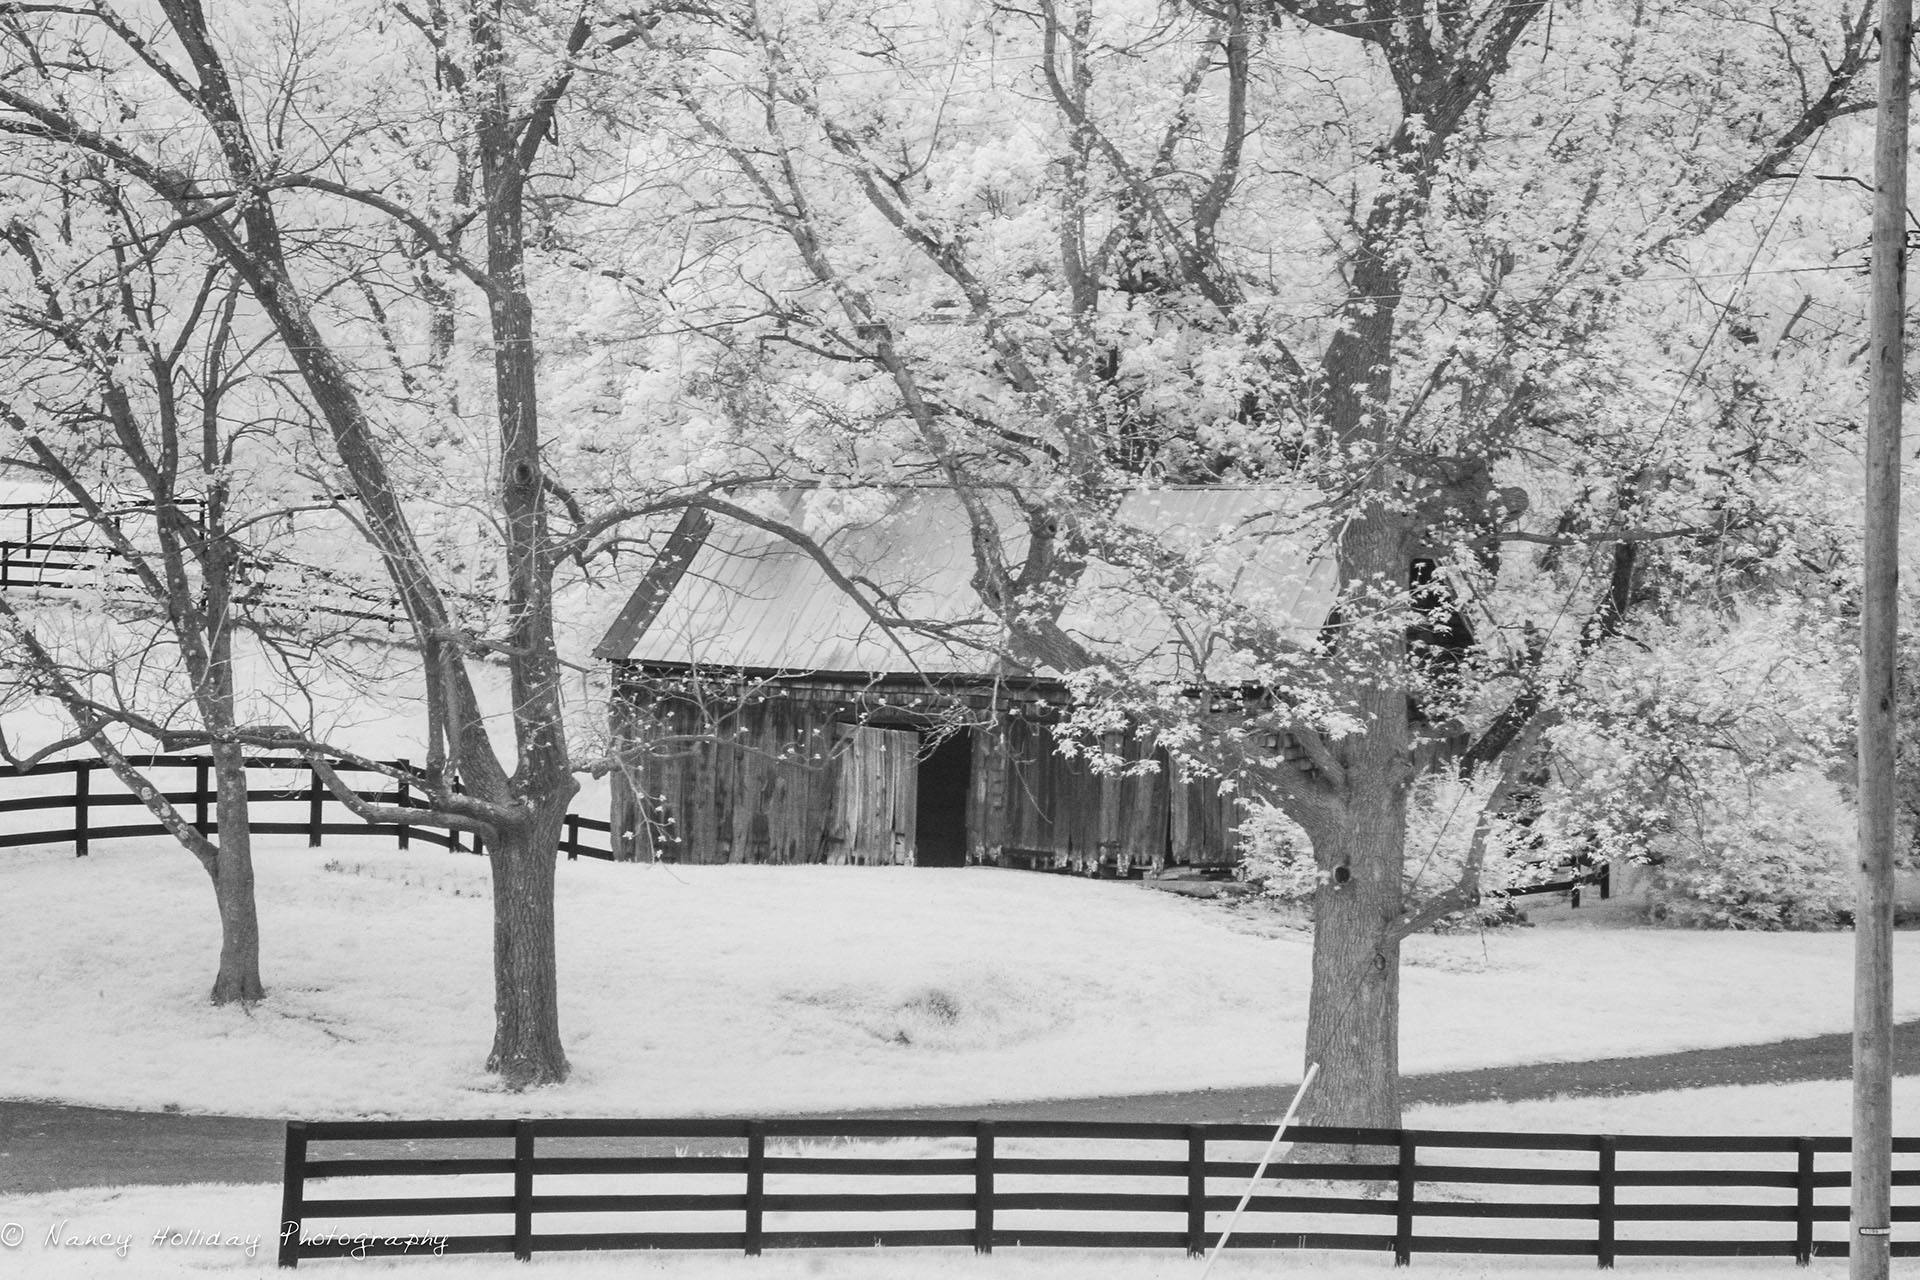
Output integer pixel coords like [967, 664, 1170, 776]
[0, 520, 495, 629]
[0, 753, 614, 862]
[1507, 860, 1612, 904]
[275, 1118, 1920, 1268]
[0, 538, 412, 628]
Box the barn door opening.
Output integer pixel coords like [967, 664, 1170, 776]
[914, 729, 973, 868]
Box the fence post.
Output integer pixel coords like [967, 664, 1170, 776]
[74, 764, 90, 858]
[277, 1121, 307, 1269]
[306, 768, 324, 848]
[395, 760, 411, 851]
[1795, 1137, 1815, 1265]
[450, 777, 463, 852]
[513, 1119, 534, 1262]
[1187, 1126, 1207, 1257]
[195, 760, 211, 834]
[566, 814, 579, 862]
[745, 1121, 765, 1256]
[1394, 1134, 1416, 1266]
[975, 1121, 996, 1254]
[1597, 1136, 1616, 1269]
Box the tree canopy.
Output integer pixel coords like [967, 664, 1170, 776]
[0, 0, 1885, 1109]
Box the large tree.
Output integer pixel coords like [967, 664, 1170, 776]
[0, 0, 748, 1085]
[634, 0, 1875, 1126]
[0, 160, 305, 1003]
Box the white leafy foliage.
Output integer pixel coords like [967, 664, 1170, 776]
[1645, 769, 1854, 931]
[1241, 765, 1537, 914]
[1533, 596, 1854, 928]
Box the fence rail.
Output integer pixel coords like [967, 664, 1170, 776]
[0, 537, 99, 588]
[0, 503, 482, 628]
[275, 1117, 1919, 1268]
[0, 753, 614, 861]
[1508, 859, 1612, 906]
[0, 535, 412, 627]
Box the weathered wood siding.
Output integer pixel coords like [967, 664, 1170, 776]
[825, 725, 917, 864]
[967, 724, 1006, 862]
[724, 696, 838, 863]
[1169, 760, 1242, 867]
[1103, 734, 1171, 873]
[612, 693, 836, 864]
[611, 672, 1244, 872]
[968, 720, 1170, 872]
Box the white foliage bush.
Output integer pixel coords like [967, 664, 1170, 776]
[1543, 599, 1854, 930]
[1645, 770, 1853, 930]
[1236, 804, 1317, 901]
[1238, 770, 1536, 926]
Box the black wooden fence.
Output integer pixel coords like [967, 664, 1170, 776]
[1504, 861, 1611, 906]
[0, 534, 411, 627]
[0, 754, 614, 861]
[0, 535, 96, 589]
[0, 501, 446, 627]
[276, 1117, 1918, 1267]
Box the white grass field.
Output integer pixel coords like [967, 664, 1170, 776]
[2, 833, 1916, 1278]
[2, 838, 1917, 1119]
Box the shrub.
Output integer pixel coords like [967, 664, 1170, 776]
[1236, 804, 1318, 902]
[1644, 770, 1852, 930]
[1237, 769, 1535, 929]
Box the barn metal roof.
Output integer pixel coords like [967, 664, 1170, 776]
[595, 487, 1336, 682]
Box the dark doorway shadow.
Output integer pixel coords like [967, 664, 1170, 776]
[914, 729, 972, 867]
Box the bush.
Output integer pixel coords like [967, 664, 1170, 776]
[1237, 770, 1535, 929]
[1644, 770, 1852, 930]
[1236, 804, 1318, 901]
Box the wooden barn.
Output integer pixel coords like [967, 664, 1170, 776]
[593, 488, 1335, 873]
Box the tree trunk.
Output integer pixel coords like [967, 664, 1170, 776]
[206, 741, 264, 1004]
[469, 0, 577, 1089]
[484, 797, 569, 1087]
[1301, 814, 1405, 1129]
[1298, 499, 1414, 1136]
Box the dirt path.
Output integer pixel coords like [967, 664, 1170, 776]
[5, 1019, 1913, 1196]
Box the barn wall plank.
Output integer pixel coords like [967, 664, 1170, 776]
[1168, 759, 1197, 866]
[831, 725, 906, 865]
[968, 725, 1006, 863]
[999, 718, 1053, 859]
[1168, 759, 1243, 868]
[609, 695, 641, 861]
[1056, 730, 1104, 871]
[1114, 739, 1171, 872]
[889, 729, 918, 865]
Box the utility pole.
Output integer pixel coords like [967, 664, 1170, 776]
[1855, 3, 1910, 1278]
